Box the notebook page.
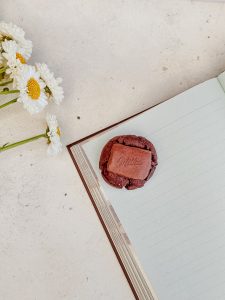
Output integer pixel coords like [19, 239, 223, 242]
[82, 78, 225, 300]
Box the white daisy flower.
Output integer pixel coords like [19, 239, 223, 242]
[36, 63, 64, 104]
[1, 40, 29, 82]
[16, 65, 48, 114]
[0, 22, 32, 58]
[2, 39, 31, 61]
[0, 22, 27, 43]
[0, 22, 25, 41]
[46, 114, 62, 155]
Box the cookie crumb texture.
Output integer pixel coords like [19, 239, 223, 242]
[99, 135, 158, 190]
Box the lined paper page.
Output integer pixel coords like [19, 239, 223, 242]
[82, 78, 225, 300]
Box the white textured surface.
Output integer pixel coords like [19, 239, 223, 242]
[1, 1, 225, 299]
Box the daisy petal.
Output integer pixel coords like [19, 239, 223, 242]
[36, 63, 64, 105]
[46, 114, 62, 155]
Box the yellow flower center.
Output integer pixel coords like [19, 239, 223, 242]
[16, 52, 26, 64]
[57, 127, 61, 136]
[27, 78, 41, 100]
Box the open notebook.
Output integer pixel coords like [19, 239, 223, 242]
[67, 72, 225, 300]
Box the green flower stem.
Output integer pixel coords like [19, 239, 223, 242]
[0, 67, 7, 74]
[0, 79, 13, 86]
[0, 98, 17, 109]
[0, 89, 19, 95]
[0, 134, 47, 152]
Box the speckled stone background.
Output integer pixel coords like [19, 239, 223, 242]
[1, 1, 225, 299]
